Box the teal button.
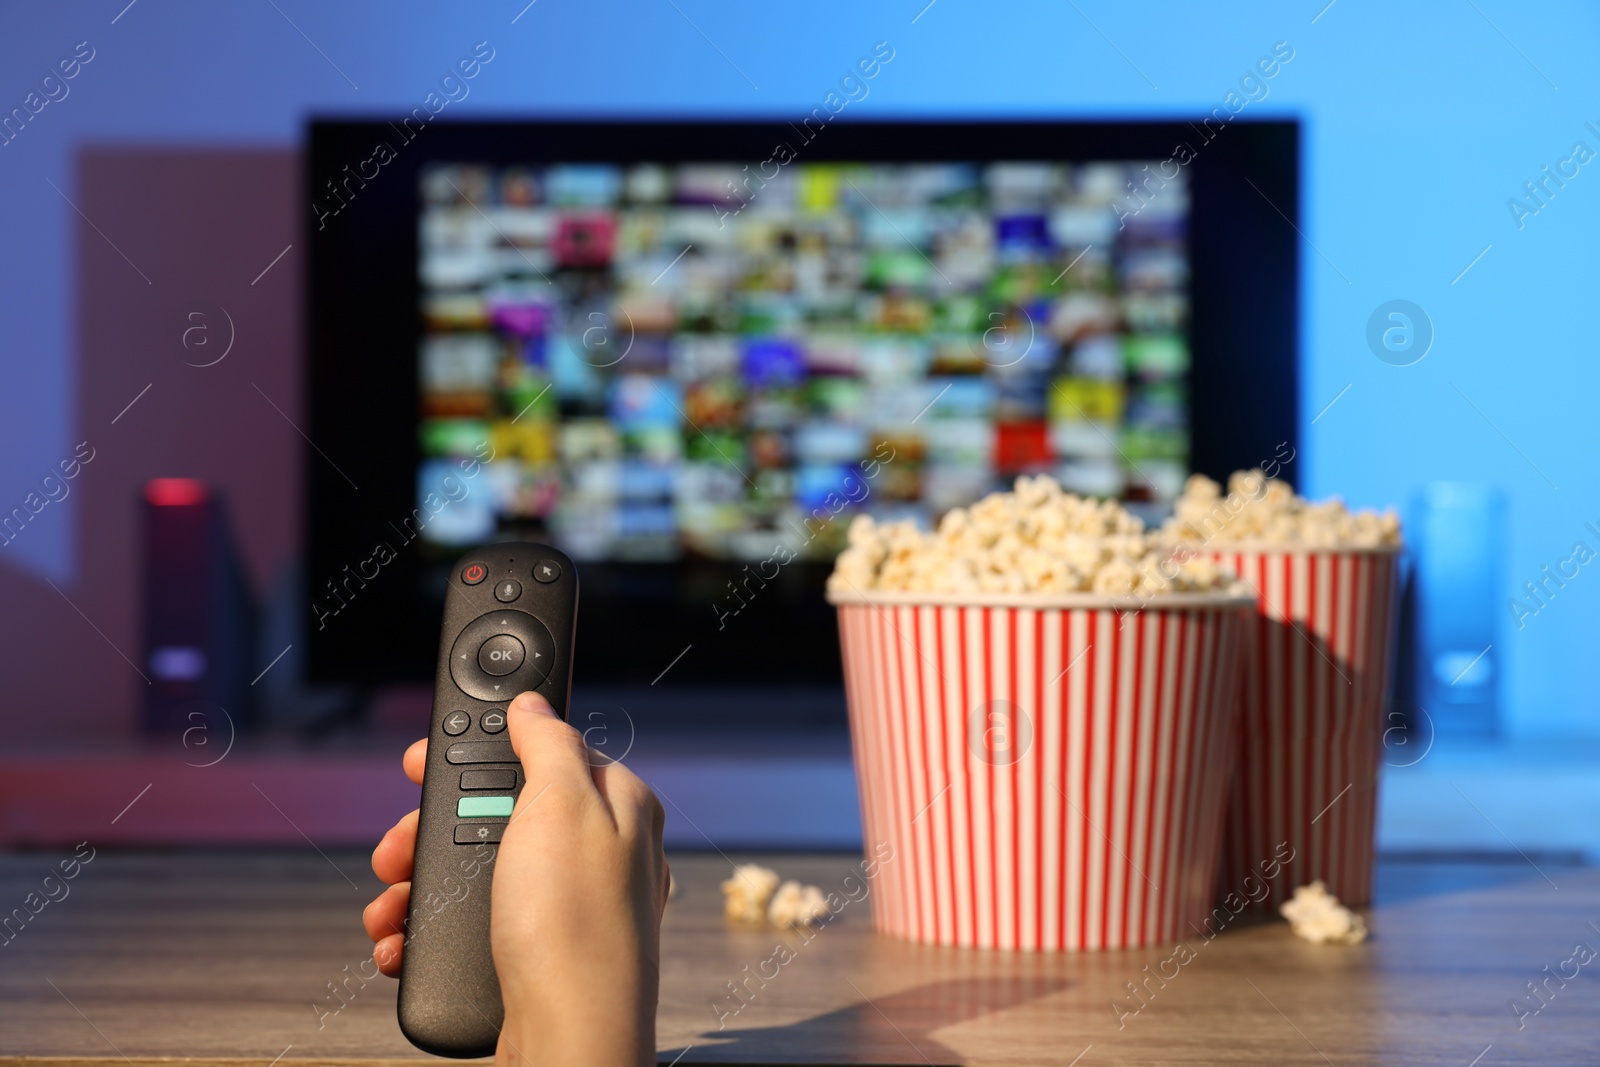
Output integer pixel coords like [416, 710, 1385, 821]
[457, 796, 515, 818]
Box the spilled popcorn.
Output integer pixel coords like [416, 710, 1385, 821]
[721, 864, 781, 924]
[767, 880, 830, 929]
[828, 474, 1238, 596]
[1279, 881, 1368, 945]
[1164, 471, 1401, 548]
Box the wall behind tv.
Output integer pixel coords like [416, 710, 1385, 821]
[1, 0, 1596, 737]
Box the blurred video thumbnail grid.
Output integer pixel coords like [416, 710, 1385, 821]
[417, 160, 1189, 562]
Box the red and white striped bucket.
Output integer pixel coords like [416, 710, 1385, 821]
[1206, 546, 1401, 909]
[828, 589, 1254, 950]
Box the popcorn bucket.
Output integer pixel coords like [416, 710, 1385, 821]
[1206, 546, 1401, 909]
[827, 589, 1255, 950]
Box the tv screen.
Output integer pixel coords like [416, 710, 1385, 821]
[307, 121, 1298, 705]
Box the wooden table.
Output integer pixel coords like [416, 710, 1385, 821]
[1, 851, 1594, 1065]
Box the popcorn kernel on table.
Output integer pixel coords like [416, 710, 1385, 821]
[767, 880, 830, 929]
[721, 864, 780, 924]
[1280, 880, 1369, 945]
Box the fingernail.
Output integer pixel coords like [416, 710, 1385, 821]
[510, 691, 553, 717]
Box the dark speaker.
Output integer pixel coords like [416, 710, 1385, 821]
[140, 479, 258, 738]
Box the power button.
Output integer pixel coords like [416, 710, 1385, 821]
[461, 562, 488, 585]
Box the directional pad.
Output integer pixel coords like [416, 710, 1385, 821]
[449, 610, 556, 702]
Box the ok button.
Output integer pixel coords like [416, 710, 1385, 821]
[477, 634, 525, 676]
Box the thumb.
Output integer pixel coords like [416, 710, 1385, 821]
[506, 691, 595, 801]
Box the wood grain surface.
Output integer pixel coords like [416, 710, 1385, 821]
[0, 850, 1595, 1065]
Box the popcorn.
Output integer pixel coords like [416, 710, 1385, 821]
[720, 864, 780, 923]
[827, 474, 1241, 596]
[720, 867, 834, 930]
[1279, 880, 1369, 945]
[1164, 472, 1402, 548]
[767, 880, 830, 928]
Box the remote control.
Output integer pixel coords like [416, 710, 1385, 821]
[397, 543, 578, 1058]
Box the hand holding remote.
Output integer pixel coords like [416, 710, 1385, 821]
[366, 691, 669, 1067]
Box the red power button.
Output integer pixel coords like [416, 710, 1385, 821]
[461, 562, 488, 585]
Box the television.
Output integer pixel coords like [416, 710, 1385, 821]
[306, 119, 1299, 723]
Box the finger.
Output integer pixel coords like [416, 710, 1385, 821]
[373, 932, 406, 978]
[371, 809, 420, 884]
[590, 759, 663, 839]
[403, 738, 427, 786]
[507, 691, 598, 803]
[363, 881, 412, 942]
[590, 761, 667, 917]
